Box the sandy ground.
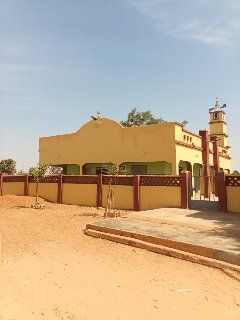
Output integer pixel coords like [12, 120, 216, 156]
[0, 195, 239, 320]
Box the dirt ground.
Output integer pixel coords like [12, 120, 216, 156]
[0, 195, 239, 320]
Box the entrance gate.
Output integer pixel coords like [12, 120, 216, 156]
[190, 174, 219, 210]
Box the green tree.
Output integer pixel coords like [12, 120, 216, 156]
[120, 108, 165, 127]
[29, 164, 50, 205]
[0, 159, 17, 175]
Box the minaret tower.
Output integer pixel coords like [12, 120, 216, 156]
[209, 98, 228, 147]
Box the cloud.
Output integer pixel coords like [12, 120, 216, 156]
[129, 0, 240, 47]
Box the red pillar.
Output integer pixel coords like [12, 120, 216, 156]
[57, 174, 63, 204]
[211, 136, 220, 196]
[24, 174, 29, 196]
[180, 171, 190, 209]
[0, 173, 3, 196]
[134, 175, 140, 211]
[199, 130, 210, 198]
[97, 174, 103, 208]
[218, 171, 227, 211]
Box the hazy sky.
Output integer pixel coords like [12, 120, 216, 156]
[0, 0, 239, 171]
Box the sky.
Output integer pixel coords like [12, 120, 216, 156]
[0, 0, 239, 171]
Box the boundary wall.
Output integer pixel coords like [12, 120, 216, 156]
[218, 173, 240, 213]
[0, 173, 190, 211]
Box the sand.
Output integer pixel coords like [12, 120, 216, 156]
[0, 195, 239, 320]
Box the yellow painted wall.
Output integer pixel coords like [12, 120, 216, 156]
[226, 187, 240, 213]
[102, 185, 134, 210]
[219, 156, 231, 172]
[62, 184, 97, 206]
[40, 118, 232, 176]
[28, 183, 58, 203]
[200, 167, 204, 195]
[40, 119, 177, 169]
[140, 186, 181, 210]
[175, 145, 202, 172]
[175, 125, 202, 148]
[28, 183, 36, 197]
[209, 153, 214, 166]
[2, 182, 24, 196]
[210, 122, 227, 135]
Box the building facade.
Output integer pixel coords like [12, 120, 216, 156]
[39, 107, 231, 195]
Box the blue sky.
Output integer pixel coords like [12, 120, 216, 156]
[0, 0, 239, 171]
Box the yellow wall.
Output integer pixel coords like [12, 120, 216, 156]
[219, 156, 231, 172]
[40, 119, 177, 169]
[28, 183, 58, 203]
[39, 118, 232, 175]
[140, 186, 181, 210]
[209, 111, 228, 148]
[210, 122, 227, 135]
[102, 185, 134, 210]
[62, 184, 97, 206]
[175, 124, 202, 148]
[2, 182, 24, 196]
[226, 187, 240, 213]
[175, 145, 202, 172]
[28, 183, 36, 197]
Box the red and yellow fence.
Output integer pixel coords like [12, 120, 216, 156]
[218, 173, 240, 213]
[0, 173, 190, 211]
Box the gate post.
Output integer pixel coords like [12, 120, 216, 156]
[97, 174, 103, 208]
[211, 136, 220, 196]
[218, 171, 227, 212]
[24, 174, 29, 196]
[180, 171, 190, 209]
[57, 174, 63, 204]
[199, 130, 211, 199]
[134, 175, 140, 211]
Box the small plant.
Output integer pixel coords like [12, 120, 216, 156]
[29, 164, 50, 208]
[102, 163, 126, 218]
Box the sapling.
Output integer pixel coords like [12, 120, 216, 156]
[29, 164, 50, 208]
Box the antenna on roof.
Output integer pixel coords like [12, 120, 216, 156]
[182, 120, 189, 127]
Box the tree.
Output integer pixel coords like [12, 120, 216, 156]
[120, 107, 165, 127]
[102, 163, 118, 218]
[29, 164, 50, 206]
[101, 164, 126, 218]
[0, 159, 17, 175]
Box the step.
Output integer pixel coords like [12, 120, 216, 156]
[85, 218, 240, 267]
[85, 228, 240, 275]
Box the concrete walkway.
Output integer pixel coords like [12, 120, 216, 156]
[128, 208, 240, 235]
[85, 209, 240, 268]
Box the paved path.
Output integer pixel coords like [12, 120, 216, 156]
[128, 207, 240, 235]
[86, 216, 240, 266]
[91, 218, 240, 253]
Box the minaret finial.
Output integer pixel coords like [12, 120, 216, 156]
[215, 97, 220, 109]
